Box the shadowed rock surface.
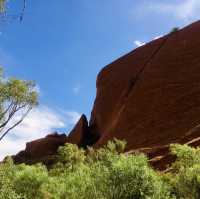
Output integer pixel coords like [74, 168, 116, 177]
[12, 21, 200, 169]
[13, 133, 68, 165]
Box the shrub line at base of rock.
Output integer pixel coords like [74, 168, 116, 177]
[1, 139, 200, 199]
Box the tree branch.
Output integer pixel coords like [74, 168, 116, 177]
[0, 103, 18, 129]
[0, 106, 32, 141]
[0, 101, 14, 120]
[20, 0, 26, 22]
[0, 103, 28, 130]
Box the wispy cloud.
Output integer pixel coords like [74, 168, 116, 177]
[0, 105, 81, 160]
[64, 111, 81, 125]
[153, 35, 163, 40]
[34, 84, 41, 94]
[134, 34, 163, 48]
[134, 40, 146, 47]
[72, 84, 81, 95]
[148, 0, 200, 22]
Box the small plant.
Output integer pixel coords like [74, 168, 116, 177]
[170, 27, 179, 33]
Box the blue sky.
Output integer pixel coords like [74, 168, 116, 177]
[0, 0, 200, 158]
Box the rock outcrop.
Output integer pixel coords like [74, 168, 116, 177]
[12, 21, 200, 169]
[67, 114, 89, 145]
[13, 133, 68, 165]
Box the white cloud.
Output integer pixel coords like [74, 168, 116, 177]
[72, 85, 81, 94]
[153, 35, 163, 40]
[148, 0, 200, 22]
[0, 138, 25, 161]
[134, 34, 163, 48]
[134, 40, 146, 47]
[34, 84, 41, 94]
[12, 106, 65, 140]
[0, 105, 81, 160]
[64, 111, 81, 125]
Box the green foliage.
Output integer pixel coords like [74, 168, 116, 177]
[103, 154, 171, 199]
[57, 143, 85, 167]
[170, 144, 200, 171]
[168, 144, 200, 199]
[0, 0, 6, 13]
[0, 157, 22, 198]
[86, 138, 126, 164]
[106, 138, 127, 153]
[13, 164, 48, 198]
[170, 27, 179, 33]
[2, 141, 200, 198]
[0, 66, 38, 141]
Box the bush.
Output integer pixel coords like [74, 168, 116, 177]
[1, 141, 200, 198]
[104, 154, 171, 199]
[170, 144, 200, 171]
[170, 27, 179, 33]
[169, 144, 200, 199]
[13, 164, 48, 199]
[0, 157, 21, 199]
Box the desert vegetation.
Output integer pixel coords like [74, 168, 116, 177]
[0, 139, 199, 199]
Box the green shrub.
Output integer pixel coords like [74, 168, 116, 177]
[104, 154, 171, 199]
[57, 143, 85, 167]
[13, 164, 48, 199]
[170, 144, 200, 171]
[169, 144, 200, 199]
[2, 141, 200, 198]
[170, 27, 179, 33]
[106, 138, 127, 153]
[0, 157, 21, 199]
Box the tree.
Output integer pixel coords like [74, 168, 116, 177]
[0, 0, 27, 23]
[0, 0, 6, 13]
[0, 67, 38, 141]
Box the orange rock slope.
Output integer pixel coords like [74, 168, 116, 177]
[13, 21, 200, 169]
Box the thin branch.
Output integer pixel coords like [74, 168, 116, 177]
[0, 101, 14, 120]
[0, 103, 27, 130]
[20, 0, 26, 22]
[0, 106, 32, 141]
[0, 103, 17, 129]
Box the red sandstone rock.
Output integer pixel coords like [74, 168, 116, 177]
[13, 133, 68, 164]
[90, 21, 200, 151]
[12, 21, 200, 169]
[67, 114, 89, 145]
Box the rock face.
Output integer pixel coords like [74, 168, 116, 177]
[13, 133, 68, 165]
[67, 114, 99, 147]
[88, 21, 200, 169]
[12, 21, 200, 169]
[91, 21, 200, 149]
[67, 114, 89, 145]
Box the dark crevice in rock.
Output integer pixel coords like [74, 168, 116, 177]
[124, 34, 171, 101]
[79, 118, 101, 148]
[68, 114, 101, 148]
